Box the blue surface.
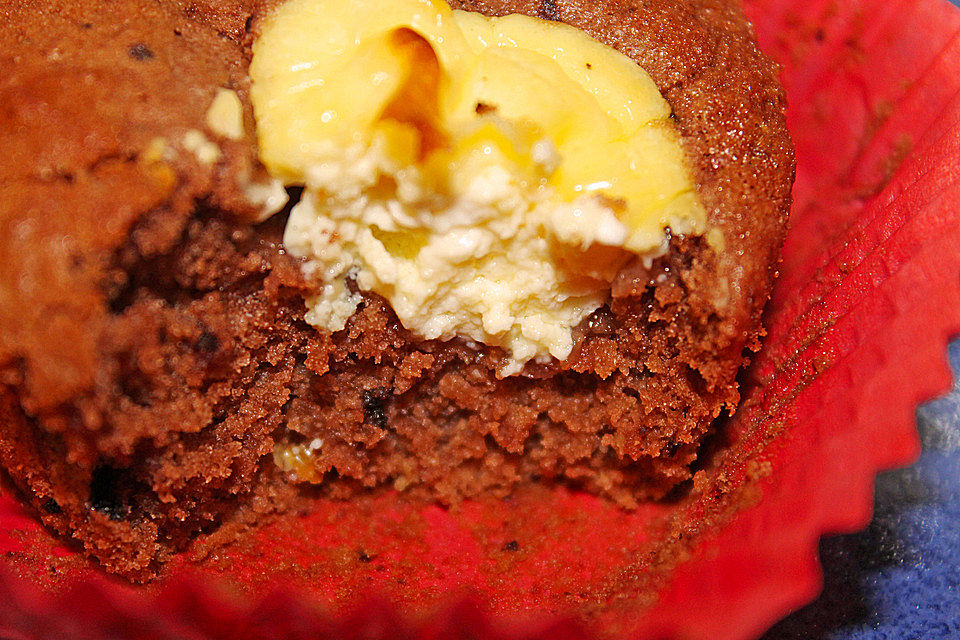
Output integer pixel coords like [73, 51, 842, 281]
[763, 339, 960, 639]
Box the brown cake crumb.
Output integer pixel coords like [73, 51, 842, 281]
[0, 0, 793, 579]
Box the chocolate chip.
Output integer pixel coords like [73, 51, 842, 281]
[540, 0, 560, 21]
[42, 498, 62, 514]
[358, 549, 373, 563]
[128, 43, 154, 61]
[503, 540, 519, 552]
[196, 330, 220, 354]
[89, 465, 131, 521]
[362, 388, 391, 429]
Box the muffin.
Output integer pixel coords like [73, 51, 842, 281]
[0, 0, 793, 579]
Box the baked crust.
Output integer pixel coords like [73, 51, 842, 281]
[0, 0, 793, 578]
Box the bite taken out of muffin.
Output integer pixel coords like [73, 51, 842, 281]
[0, 0, 793, 579]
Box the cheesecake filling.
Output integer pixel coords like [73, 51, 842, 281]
[250, 0, 707, 374]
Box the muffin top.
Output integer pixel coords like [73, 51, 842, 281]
[0, 0, 792, 422]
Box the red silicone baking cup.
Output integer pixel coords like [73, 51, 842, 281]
[3, 0, 960, 638]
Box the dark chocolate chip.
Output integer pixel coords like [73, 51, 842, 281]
[358, 549, 373, 563]
[89, 465, 131, 521]
[362, 388, 391, 429]
[540, 0, 560, 21]
[42, 498, 62, 514]
[196, 330, 220, 354]
[128, 43, 154, 61]
[503, 540, 520, 552]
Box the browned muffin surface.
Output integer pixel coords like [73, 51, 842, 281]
[0, 0, 793, 578]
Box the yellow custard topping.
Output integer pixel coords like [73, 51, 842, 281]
[250, 0, 705, 375]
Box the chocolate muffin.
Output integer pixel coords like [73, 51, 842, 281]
[0, 0, 793, 579]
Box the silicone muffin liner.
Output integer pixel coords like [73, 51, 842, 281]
[2, 0, 960, 638]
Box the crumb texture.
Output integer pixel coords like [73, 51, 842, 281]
[0, 0, 793, 578]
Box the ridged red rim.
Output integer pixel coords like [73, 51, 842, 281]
[2, 1, 960, 638]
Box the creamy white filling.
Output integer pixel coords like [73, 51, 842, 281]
[281, 135, 651, 375]
[250, 0, 708, 377]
